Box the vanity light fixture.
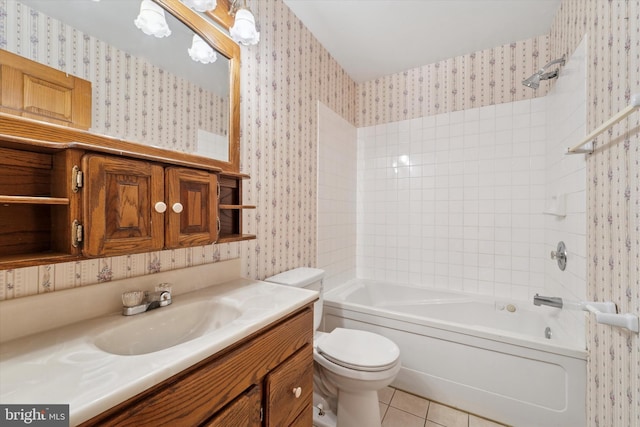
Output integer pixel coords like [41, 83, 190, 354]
[134, 0, 172, 38]
[229, 0, 259, 46]
[181, 0, 217, 12]
[188, 34, 218, 63]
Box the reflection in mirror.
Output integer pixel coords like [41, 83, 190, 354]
[10, 0, 231, 162]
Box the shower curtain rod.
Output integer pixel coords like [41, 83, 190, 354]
[566, 93, 640, 154]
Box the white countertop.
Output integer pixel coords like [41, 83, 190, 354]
[0, 277, 317, 426]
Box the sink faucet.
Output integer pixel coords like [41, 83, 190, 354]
[533, 294, 563, 309]
[122, 290, 172, 316]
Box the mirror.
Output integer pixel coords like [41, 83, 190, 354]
[12, 0, 240, 172]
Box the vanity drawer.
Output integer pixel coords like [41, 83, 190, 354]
[264, 344, 313, 427]
[202, 385, 261, 427]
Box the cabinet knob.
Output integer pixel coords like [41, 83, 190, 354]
[172, 202, 184, 213]
[292, 386, 302, 398]
[154, 202, 167, 213]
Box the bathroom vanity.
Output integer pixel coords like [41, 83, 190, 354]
[0, 261, 317, 426]
[81, 307, 313, 426]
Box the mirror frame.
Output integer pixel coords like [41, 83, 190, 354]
[154, 0, 241, 173]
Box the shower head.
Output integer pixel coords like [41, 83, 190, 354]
[522, 73, 542, 89]
[522, 55, 566, 89]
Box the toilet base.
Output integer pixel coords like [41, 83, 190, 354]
[336, 389, 381, 427]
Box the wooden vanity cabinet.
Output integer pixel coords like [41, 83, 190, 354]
[80, 305, 314, 427]
[81, 154, 218, 257]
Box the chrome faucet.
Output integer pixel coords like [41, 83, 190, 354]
[533, 294, 563, 309]
[122, 290, 172, 316]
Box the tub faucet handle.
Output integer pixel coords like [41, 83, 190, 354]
[550, 241, 567, 271]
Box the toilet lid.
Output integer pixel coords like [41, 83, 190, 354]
[316, 328, 400, 372]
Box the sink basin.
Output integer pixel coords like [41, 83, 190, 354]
[94, 300, 241, 356]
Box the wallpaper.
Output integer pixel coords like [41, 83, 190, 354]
[357, 35, 550, 127]
[237, 0, 357, 280]
[549, 1, 640, 426]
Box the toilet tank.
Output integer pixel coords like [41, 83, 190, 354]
[264, 267, 324, 331]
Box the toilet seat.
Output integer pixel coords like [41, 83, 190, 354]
[316, 328, 400, 372]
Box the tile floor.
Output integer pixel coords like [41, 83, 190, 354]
[378, 387, 508, 427]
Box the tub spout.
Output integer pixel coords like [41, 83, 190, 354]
[533, 294, 563, 309]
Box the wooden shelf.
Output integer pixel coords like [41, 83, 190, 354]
[0, 195, 70, 205]
[0, 252, 81, 268]
[217, 234, 256, 243]
[219, 204, 256, 210]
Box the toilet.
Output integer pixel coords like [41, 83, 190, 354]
[265, 268, 401, 427]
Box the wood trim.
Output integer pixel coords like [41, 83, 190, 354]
[205, 0, 234, 30]
[0, 114, 223, 172]
[154, 0, 241, 174]
[0, 196, 69, 205]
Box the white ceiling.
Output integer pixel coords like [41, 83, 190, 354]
[282, 0, 562, 83]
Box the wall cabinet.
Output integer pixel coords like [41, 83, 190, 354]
[0, 113, 255, 268]
[79, 306, 314, 427]
[82, 155, 218, 257]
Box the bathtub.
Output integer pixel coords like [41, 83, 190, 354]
[322, 279, 586, 427]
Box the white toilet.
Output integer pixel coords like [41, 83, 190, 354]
[265, 268, 401, 427]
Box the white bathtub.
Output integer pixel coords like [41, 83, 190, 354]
[322, 279, 586, 427]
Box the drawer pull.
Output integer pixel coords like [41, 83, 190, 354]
[292, 387, 302, 398]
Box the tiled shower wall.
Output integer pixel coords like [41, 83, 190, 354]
[356, 98, 549, 300]
[355, 41, 586, 303]
[542, 37, 587, 341]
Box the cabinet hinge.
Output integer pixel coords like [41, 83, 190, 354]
[72, 166, 83, 192]
[72, 220, 83, 248]
[260, 407, 263, 422]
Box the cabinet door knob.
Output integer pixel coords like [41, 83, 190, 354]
[172, 202, 184, 213]
[292, 386, 302, 398]
[154, 202, 167, 213]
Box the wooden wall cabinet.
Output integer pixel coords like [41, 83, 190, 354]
[82, 155, 219, 257]
[0, 114, 255, 268]
[79, 306, 314, 427]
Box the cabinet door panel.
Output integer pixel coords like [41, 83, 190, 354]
[165, 167, 218, 248]
[82, 155, 164, 256]
[265, 344, 313, 427]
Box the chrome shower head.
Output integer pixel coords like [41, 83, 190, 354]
[522, 73, 541, 89]
[522, 55, 566, 89]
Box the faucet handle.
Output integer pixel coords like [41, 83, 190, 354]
[155, 283, 173, 294]
[550, 241, 567, 271]
[122, 290, 145, 307]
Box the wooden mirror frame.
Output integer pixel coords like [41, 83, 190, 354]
[154, 0, 241, 173]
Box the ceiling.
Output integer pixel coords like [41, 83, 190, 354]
[282, 0, 562, 83]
